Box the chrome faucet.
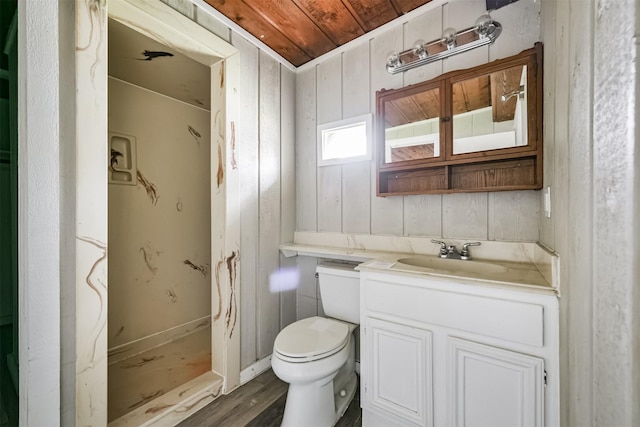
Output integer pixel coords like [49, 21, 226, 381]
[431, 240, 481, 260]
[431, 240, 448, 258]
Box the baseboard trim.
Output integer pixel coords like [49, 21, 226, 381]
[240, 355, 272, 385]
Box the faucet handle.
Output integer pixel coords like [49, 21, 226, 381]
[461, 242, 481, 259]
[431, 239, 446, 249]
[431, 239, 448, 257]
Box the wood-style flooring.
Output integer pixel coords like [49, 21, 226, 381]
[178, 369, 362, 427]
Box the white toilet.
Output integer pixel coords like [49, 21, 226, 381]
[271, 262, 360, 427]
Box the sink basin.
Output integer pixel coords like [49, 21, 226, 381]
[388, 255, 550, 288]
[395, 256, 509, 275]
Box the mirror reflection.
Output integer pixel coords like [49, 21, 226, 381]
[452, 64, 527, 154]
[383, 87, 440, 163]
[376, 44, 542, 196]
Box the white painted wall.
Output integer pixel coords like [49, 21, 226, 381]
[294, 0, 542, 324]
[18, 0, 62, 425]
[294, 1, 640, 424]
[296, 0, 541, 242]
[540, 0, 640, 425]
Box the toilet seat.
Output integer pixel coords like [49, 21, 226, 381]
[274, 317, 349, 363]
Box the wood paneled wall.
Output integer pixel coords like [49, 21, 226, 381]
[296, 0, 541, 242]
[541, 0, 640, 426]
[158, 0, 296, 370]
[163, 0, 541, 372]
[138, 3, 640, 426]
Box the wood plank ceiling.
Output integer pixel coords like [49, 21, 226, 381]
[203, 0, 434, 66]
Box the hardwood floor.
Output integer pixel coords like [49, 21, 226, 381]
[178, 369, 362, 426]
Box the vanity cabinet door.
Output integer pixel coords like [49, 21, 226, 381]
[363, 317, 433, 427]
[447, 337, 544, 427]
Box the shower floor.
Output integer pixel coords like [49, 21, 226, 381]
[108, 326, 212, 422]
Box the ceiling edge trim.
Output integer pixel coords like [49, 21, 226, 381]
[296, 0, 449, 74]
[109, 0, 238, 65]
[190, 0, 297, 72]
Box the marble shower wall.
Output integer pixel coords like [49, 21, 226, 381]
[108, 77, 212, 349]
[70, 0, 242, 424]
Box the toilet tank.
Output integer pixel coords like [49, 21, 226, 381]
[316, 262, 360, 324]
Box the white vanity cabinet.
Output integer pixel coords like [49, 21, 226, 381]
[360, 270, 559, 427]
[366, 317, 434, 426]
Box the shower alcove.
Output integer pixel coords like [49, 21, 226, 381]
[101, 1, 241, 425]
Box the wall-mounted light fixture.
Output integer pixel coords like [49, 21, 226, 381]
[386, 14, 501, 74]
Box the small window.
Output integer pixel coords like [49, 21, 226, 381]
[317, 114, 372, 166]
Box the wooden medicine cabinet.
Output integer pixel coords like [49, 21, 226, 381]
[376, 43, 542, 196]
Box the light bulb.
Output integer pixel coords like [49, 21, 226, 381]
[413, 40, 427, 60]
[386, 51, 400, 70]
[442, 27, 457, 50]
[475, 14, 493, 37]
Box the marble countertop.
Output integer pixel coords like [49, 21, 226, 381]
[280, 232, 560, 294]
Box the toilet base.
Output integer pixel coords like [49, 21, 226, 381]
[334, 372, 358, 422]
[280, 371, 358, 427]
[278, 338, 357, 427]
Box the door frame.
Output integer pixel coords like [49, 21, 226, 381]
[18, 0, 241, 425]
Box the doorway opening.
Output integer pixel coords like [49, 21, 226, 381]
[107, 17, 217, 422]
[92, 1, 241, 424]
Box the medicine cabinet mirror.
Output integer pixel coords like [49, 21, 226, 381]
[376, 43, 542, 196]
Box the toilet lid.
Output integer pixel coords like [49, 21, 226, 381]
[274, 317, 349, 362]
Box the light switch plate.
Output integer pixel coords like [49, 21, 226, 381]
[544, 187, 551, 218]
